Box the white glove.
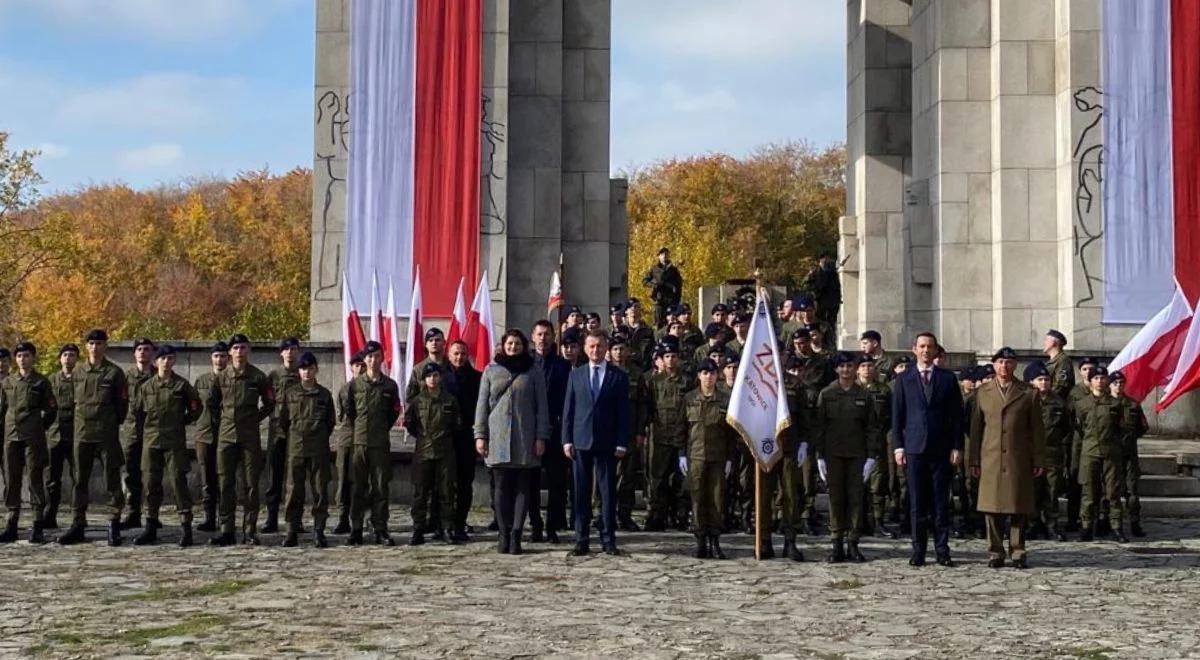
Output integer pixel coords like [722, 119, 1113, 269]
[724, 460, 732, 477]
[797, 442, 809, 464]
[678, 456, 688, 475]
[862, 458, 876, 483]
[817, 458, 828, 483]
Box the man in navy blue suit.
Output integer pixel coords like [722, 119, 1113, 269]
[891, 332, 964, 566]
[562, 330, 631, 556]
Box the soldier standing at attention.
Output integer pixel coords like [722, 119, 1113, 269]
[859, 331, 895, 383]
[406, 328, 457, 403]
[43, 344, 78, 530]
[815, 352, 878, 563]
[790, 327, 835, 535]
[0, 342, 56, 544]
[1027, 363, 1071, 541]
[120, 338, 156, 531]
[609, 335, 648, 532]
[1110, 371, 1148, 537]
[332, 351, 365, 534]
[727, 314, 751, 357]
[0, 348, 8, 483]
[131, 345, 201, 546]
[677, 304, 705, 357]
[192, 342, 229, 533]
[643, 246, 684, 328]
[857, 356, 895, 538]
[277, 351, 335, 548]
[208, 334, 275, 547]
[645, 342, 692, 531]
[1075, 366, 1128, 542]
[1065, 356, 1098, 531]
[624, 301, 657, 369]
[681, 360, 734, 559]
[447, 340, 482, 543]
[346, 341, 402, 546]
[403, 363, 461, 546]
[1043, 330, 1075, 399]
[804, 253, 842, 329]
[608, 303, 627, 336]
[262, 337, 302, 535]
[58, 330, 128, 547]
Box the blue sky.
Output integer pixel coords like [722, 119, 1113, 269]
[0, 0, 844, 192]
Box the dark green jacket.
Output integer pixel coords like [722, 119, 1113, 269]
[1, 371, 57, 443]
[814, 382, 879, 460]
[614, 361, 649, 438]
[403, 387, 459, 460]
[192, 370, 222, 446]
[1046, 351, 1075, 400]
[861, 380, 892, 460]
[278, 382, 336, 458]
[74, 358, 129, 445]
[134, 372, 201, 449]
[1075, 393, 1124, 459]
[209, 364, 275, 446]
[648, 371, 693, 446]
[1037, 391, 1072, 467]
[268, 366, 300, 441]
[684, 388, 735, 463]
[121, 366, 156, 447]
[348, 373, 401, 448]
[48, 370, 76, 447]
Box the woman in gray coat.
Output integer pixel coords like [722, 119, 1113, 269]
[474, 329, 550, 554]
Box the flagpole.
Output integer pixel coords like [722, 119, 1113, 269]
[753, 265, 764, 562]
[558, 252, 565, 325]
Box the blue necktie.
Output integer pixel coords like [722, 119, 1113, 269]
[591, 365, 601, 399]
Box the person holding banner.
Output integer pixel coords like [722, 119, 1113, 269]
[681, 359, 735, 559]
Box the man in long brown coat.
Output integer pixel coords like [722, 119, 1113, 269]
[969, 347, 1046, 569]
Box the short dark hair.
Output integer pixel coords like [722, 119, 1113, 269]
[532, 319, 555, 333]
[584, 330, 608, 344]
[449, 339, 469, 350]
[913, 331, 939, 347]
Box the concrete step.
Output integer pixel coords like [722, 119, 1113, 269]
[1142, 497, 1200, 518]
[1139, 475, 1200, 497]
[1139, 454, 1180, 476]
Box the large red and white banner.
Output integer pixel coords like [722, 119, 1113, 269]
[345, 0, 482, 333]
[1106, 0, 1200, 408]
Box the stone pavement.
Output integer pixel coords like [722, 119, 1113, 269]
[3, 514, 1200, 658]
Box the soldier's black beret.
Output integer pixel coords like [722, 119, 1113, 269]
[667, 304, 684, 316]
[363, 340, 383, 355]
[610, 303, 626, 315]
[1047, 329, 1067, 347]
[85, 329, 108, 342]
[1024, 363, 1049, 382]
[659, 334, 680, 349]
[833, 351, 859, 367]
[349, 350, 366, 365]
[298, 351, 318, 369]
[59, 343, 79, 357]
[861, 330, 882, 343]
[608, 334, 627, 347]
[706, 344, 726, 357]
[696, 358, 718, 373]
[1090, 366, 1108, 378]
[710, 303, 728, 314]
[153, 344, 176, 360]
[626, 297, 641, 308]
[279, 337, 301, 350]
[980, 364, 996, 378]
[678, 303, 692, 314]
[0, 348, 9, 359]
[858, 353, 876, 365]
[424, 328, 444, 341]
[704, 323, 723, 339]
[1079, 356, 1099, 367]
[658, 341, 679, 356]
[13, 341, 35, 356]
[421, 362, 441, 378]
[567, 305, 583, 315]
[132, 338, 155, 350]
[957, 367, 975, 381]
[793, 296, 814, 310]
[560, 328, 582, 346]
[894, 355, 911, 365]
[734, 313, 751, 325]
[210, 341, 230, 354]
[657, 246, 670, 255]
[791, 327, 811, 340]
[1109, 370, 1125, 383]
[228, 334, 251, 347]
[992, 346, 1018, 361]
[585, 312, 601, 322]
[804, 323, 824, 334]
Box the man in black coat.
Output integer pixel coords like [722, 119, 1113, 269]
[531, 320, 572, 543]
[447, 340, 481, 543]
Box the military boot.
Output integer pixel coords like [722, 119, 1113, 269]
[1053, 523, 1067, 542]
[1096, 515, 1112, 538]
[241, 530, 260, 546]
[282, 531, 299, 547]
[43, 503, 59, 530]
[709, 534, 727, 560]
[347, 528, 365, 546]
[260, 506, 279, 534]
[375, 529, 395, 546]
[618, 511, 641, 532]
[120, 511, 142, 530]
[314, 529, 328, 548]
[1131, 521, 1146, 537]
[29, 521, 46, 545]
[197, 507, 217, 532]
[847, 540, 866, 562]
[0, 518, 17, 543]
[409, 530, 425, 546]
[782, 536, 804, 562]
[1079, 524, 1095, 542]
[133, 521, 158, 545]
[693, 533, 710, 559]
[57, 523, 86, 545]
[107, 519, 122, 546]
[509, 531, 523, 556]
[332, 515, 351, 535]
[1114, 524, 1129, 543]
[209, 530, 236, 546]
[826, 539, 846, 563]
[179, 521, 193, 547]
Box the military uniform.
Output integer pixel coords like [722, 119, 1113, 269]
[120, 365, 155, 523]
[1066, 382, 1092, 528]
[1046, 352, 1075, 399]
[815, 381, 878, 555]
[679, 323, 705, 357]
[192, 369, 222, 529]
[1075, 391, 1126, 538]
[860, 379, 892, 533]
[44, 368, 76, 526]
[405, 357, 456, 402]
[754, 373, 806, 560]
[1, 370, 57, 535]
[403, 386, 460, 536]
[644, 259, 683, 327]
[347, 372, 402, 541]
[792, 352, 834, 527]
[210, 363, 275, 539]
[278, 381, 336, 536]
[332, 379, 356, 531]
[70, 359, 129, 528]
[1035, 390, 1072, 536]
[264, 365, 300, 530]
[684, 387, 735, 554]
[625, 323, 657, 370]
[614, 361, 648, 524]
[132, 372, 201, 528]
[1114, 394, 1148, 533]
[646, 370, 693, 528]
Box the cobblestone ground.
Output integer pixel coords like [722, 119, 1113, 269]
[3, 513, 1200, 659]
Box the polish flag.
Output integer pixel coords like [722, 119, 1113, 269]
[547, 269, 563, 316]
[402, 269, 426, 398]
[369, 269, 387, 347]
[464, 271, 495, 368]
[385, 282, 402, 382]
[448, 278, 467, 343]
[342, 275, 367, 380]
[1110, 290, 1192, 402]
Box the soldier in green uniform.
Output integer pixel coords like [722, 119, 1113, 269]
[59, 329, 129, 546]
[707, 303, 736, 345]
[346, 341, 402, 546]
[693, 324, 727, 367]
[406, 328, 457, 404]
[332, 351, 365, 534]
[681, 360, 735, 559]
[726, 314, 750, 357]
[0, 348, 8, 486]
[403, 362, 460, 546]
[208, 334, 275, 547]
[815, 352, 878, 562]
[1109, 371, 1149, 537]
[277, 351, 335, 548]
[720, 356, 748, 531]
[645, 341, 693, 531]
[788, 327, 834, 534]
[262, 337, 301, 534]
[1074, 366, 1128, 542]
[0, 342, 57, 544]
[859, 331, 895, 382]
[624, 301, 657, 369]
[120, 338, 156, 530]
[1065, 356, 1098, 531]
[43, 344, 78, 530]
[857, 355, 895, 538]
[1027, 362, 1072, 541]
[642, 247, 684, 328]
[131, 345, 202, 546]
[955, 367, 981, 539]
[756, 354, 807, 561]
[608, 303, 628, 337]
[609, 335, 648, 531]
[1043, 330, 1075, 398]
[677, 304, 705, 357]
[191, 341, 229, 532]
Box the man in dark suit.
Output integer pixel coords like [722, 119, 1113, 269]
[891, 332, 964, 566]
[562, 331, 631, 556]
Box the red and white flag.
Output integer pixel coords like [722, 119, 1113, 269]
[341, 274, 367, 380]
[465, 271, 495, 368]
[1104, 0, 1200, 409]
[385, 281, 402, 382]
[369, 269, 386, 344]
[402, 269, 426, 397]
[547, 269, 563, 316]
[448, 278, 467, 343]
[726, 292, 791, 470]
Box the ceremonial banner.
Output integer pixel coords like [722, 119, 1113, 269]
[547, 270, 563, 316]
[401, 270, 425, 399]
[465, 271, 495, 369]
[726, 294, 791, 470]
[341, 276, 366, 379]
[448, 278, 467, 344]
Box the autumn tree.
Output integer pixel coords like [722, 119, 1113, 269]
[625, 141, 845, 310]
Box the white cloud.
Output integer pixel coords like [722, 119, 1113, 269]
[659, 82, 737, 114]
[117, 143, 183, 169]
[1, 0, 303, 43]
[35, 142, 70, 159]
[54, 73, 246, 132]
[615, 0, 843, 60]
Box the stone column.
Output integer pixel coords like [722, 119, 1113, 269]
[841, 0, 912, 350]
[482, 0, 511, 330]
